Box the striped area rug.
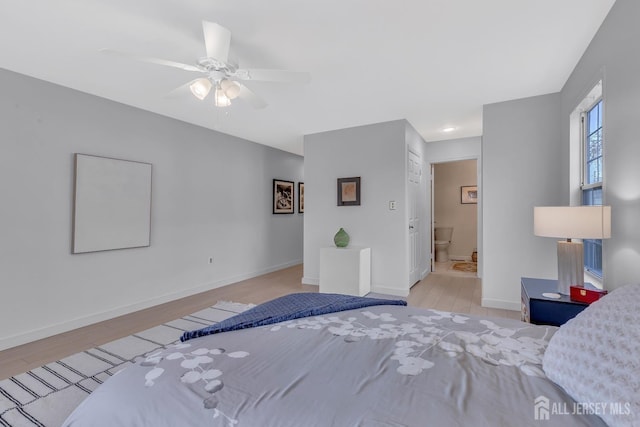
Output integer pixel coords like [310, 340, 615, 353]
[0, 301, 255, 427]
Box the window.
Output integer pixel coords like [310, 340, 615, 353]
[582, 99, 604, 278]
[584, 100, 603, 186]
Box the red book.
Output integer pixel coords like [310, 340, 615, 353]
[570, 285, 608, 304]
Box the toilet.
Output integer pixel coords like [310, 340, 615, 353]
[434, 227, 453, 262]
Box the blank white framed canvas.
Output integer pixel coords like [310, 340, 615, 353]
[72, 153, 152, 253]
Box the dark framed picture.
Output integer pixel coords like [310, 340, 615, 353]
[461, 185, 478, 204]
[298, 182, 304, 213]
[273, 179, 294, 214]
[337, 177, 361, 206]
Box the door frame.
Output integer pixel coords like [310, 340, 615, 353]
[429, 154, 482, 278]
[407, 149, 424, 287]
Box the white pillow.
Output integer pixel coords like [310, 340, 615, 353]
[543, 283, 639, 427]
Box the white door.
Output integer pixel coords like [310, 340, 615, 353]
[430, 163, 435, 272]
[408, 151, 422, 286]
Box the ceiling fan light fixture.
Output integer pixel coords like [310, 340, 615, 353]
[105, 21, 306, 110]
[189, 78, 212, 100]
[220, 79, 241, 100]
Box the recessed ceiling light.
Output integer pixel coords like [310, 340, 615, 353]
[442, 127, 456, 133]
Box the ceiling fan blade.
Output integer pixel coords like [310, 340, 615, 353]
[164, 80, 193, 99]
[202, 21, 231, 63]
[236, 83, 267, 109]
[164, 79, 207, 100]
[100, 48, 202, 72]
[238, 69, 311, 84]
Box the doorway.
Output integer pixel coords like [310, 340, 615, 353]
[431, 159, 478, 277]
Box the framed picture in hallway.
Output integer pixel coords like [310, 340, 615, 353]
[461, 185, 478, 204]
[298, 182, 304, 213]
[273, 179, 294, 214]
[337, 177, 361, 206]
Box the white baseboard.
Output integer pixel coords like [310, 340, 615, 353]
[303, 276, 409, 298]
[481, 297, 520, 312]
[450, 255, 472, 262]
[371, 285, 409, 298]
[0, 260, 302, 352]
[301, 276, 319, 286]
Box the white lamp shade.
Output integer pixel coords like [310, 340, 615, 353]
[214, 86, 231, 107]
[534, 206, 611, 239]
[189, 78, 212, 100]
[220, 79, 241, 100]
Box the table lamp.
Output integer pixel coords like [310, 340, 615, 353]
[534, 206, 611, 294]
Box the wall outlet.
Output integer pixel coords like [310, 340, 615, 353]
[389, 201, 397, 210]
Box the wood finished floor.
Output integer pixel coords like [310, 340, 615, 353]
[0, 264, 519, 380]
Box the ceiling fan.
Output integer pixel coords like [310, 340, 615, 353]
[101, 21, 310, 109]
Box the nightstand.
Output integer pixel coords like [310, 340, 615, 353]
[521, 277, 595, 326]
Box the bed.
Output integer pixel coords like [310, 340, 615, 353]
[62, 285, 639, 427]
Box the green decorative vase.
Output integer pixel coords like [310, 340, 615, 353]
[334, 228, 350, 248]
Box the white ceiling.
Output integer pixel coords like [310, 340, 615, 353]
[0, 0, 616, 155]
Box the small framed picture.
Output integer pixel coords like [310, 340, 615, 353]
[461, 185, 478, 204]
[298, 182, 304, 213]
[273, 179, 294, 214]
[337, 177, 361, 206]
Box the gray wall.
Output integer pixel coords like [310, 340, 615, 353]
[0, 69, 303, 350]
[425, 137, 482, 163]
[303, 120, 407, 295]
[303, 120, 428, 296]
[480, 0, 640, 308]
[482, 93, 562, 310]
[560, 0, 640, 290]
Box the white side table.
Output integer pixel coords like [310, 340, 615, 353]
[319, 247, 371, 296]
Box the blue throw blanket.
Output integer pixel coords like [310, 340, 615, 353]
[181, 292, 407, 342]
